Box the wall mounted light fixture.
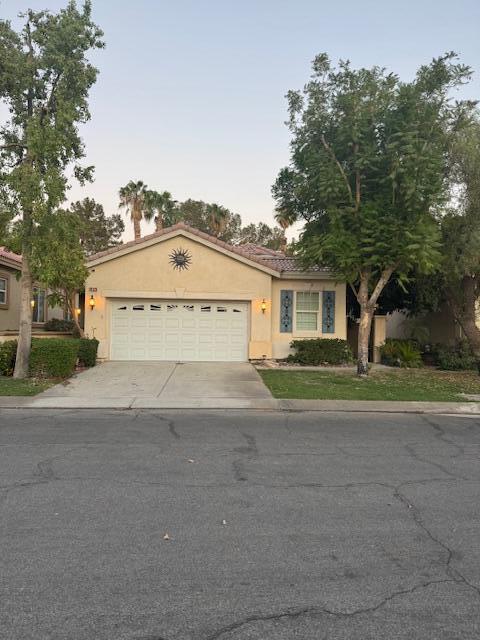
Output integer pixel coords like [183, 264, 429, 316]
[30, 299, 35, 309]
[88, 294, 96, 310]
[261, 299, 267, 314]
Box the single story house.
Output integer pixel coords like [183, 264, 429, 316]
[85, 223, 348, 362]
[0, 248, 66, 335]
[3, 225, 391, 362]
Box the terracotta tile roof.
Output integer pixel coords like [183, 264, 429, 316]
[239, 243, 285, 257]
[87, 222, 328, 275]
[255, 256, 331, 274]
[0, 247, 22, 266]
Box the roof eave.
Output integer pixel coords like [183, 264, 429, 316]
[0, 256, 22, 271]
[277, 270, 337, 280]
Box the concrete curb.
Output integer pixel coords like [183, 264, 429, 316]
[277, 399, 480, 414]
[0, 396, 479, 414]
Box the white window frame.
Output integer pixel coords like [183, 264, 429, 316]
[0, 274, 8, 308]
[294, 291, 320, 334]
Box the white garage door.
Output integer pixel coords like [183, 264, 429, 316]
[110, 300, 249, 362]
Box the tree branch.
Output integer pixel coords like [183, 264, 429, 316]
[0, 143, 26, 150]
[369, 266, 396, 306]
[354, 143, 361, 211]
[320, 135, 354, 204]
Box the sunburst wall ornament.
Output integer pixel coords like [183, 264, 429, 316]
[169, 247, 192, 271]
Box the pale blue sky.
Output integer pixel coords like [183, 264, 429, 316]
[2, 0, 479, 240]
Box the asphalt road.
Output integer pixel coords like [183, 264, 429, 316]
[1, 409, 479, 640]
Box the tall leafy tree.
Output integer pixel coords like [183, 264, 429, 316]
[68, 197, 124, 254]
[440, 120, 480, 371]
[119, 180, 155, 240]
[0, 1, 103, 377]
[239, 222, 286, 250]
[176, 199, 242, 243]
[33, 210, 88, 337]
[273, 53, 474, 375]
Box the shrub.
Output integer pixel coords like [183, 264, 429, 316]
[435, 340, 476, 371]
[29, 338, 80, 378]
[288, 338, 353, 365]
[380, 339, 422, 368]
[78, 338, 99, 367]
[0, 340, 17, 376]
[43, 318, 75, 332]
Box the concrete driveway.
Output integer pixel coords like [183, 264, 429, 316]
[35, 361, 275, 409]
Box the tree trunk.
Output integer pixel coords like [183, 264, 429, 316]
[357, 304, 374, 376]
[447, 276, 480, 374]
[13, 252, 33, 378]
[355, 267, 395, 376]
[133, 216, 141, 240]
[155, 215, 163, 232]
[67, 290, 84, 338]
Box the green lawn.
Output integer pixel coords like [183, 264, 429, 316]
[0, 377, 54, 396]
[259, 368, 480, 402]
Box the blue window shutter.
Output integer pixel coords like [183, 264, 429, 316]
[280, 290, 293, 333]
[322, 291, 335, 333]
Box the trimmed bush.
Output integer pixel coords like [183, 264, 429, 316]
[288, 338, 353, 365]
[434, 340, 476, 371]
[43, 318, 75, 332]
[380, 339, 422, 368]
[29, 338, 80, 378]
[0, 340, 17, 376]
[78, 338, 99, 367]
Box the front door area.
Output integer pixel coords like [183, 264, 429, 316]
[110, 299, 248, 361]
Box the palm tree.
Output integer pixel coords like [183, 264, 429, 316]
[118, 180, 152, 240]
[145, 190, 178, 232]
[274, 209, 296, 252]
[208, 203, 228, 236]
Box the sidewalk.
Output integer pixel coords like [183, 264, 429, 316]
[0, 395, 479, 414]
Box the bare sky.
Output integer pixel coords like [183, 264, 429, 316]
[2, 0, 479, 241]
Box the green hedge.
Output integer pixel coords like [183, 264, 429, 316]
[78, 338, 99, 367]
[0, 340, 17, 376]
[0, 337, 99, 378]
[287, 338, 353, 365]
[30, 338, 80, 378]
[43, 318, 75, 332]
[434, 340, 476, 371]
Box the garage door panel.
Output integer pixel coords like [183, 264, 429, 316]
[111, 300, 248, 361]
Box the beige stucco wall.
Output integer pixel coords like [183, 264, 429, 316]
[270, 279, 347, 359]
[84, 233, 349, 361]
[372, 315, 387, 363]
[386, 307, 462, 345]
[85, 236, 274, 360]
[0, 265, 22, 331]
[0, 262, 66, 333]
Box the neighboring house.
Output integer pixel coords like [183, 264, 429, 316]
[85, 223, 348, 362]
[0, 248, 65, 334]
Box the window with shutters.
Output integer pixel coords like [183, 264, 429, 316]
[295, 292, 319, 331]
